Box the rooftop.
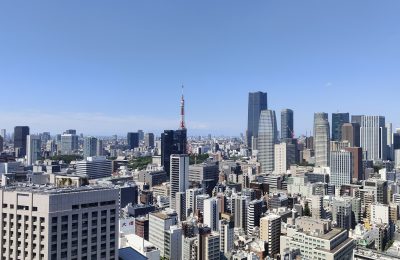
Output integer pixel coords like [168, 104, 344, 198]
[1, 183, 115, 195]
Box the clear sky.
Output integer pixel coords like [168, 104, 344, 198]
[1, 0, 399, 136]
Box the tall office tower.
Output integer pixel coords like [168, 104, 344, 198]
[76, 156, 112, 179]
[186, 188, 204, 217]
[96, 139, 103, 156]
[60, 133, 78, 155]
[247, 91, 268, 148]
[127, 132, 139, 150]
[258, 110, 278, 173]
[386, 123, 393, 160]
[331, 113, 349, 141]
[0, 185, 119, 260]
[330, 150, 353, 189]
[41, 132, 51, 143]
[175, 192, 187, 221]
[0, 129, 6, 140]
[83, 136, 98, 159]
[314, 113, 330, 167]
[332, 197, 353, 230]
[26, 135, 41, 165]
[144, 133, 155, 148]
[260, 214, 281, 257]
[138, 129, 144, 141]
[149, 209, 179, 258]
[182, 236, 198, 260]
[351, 115, 363, 125]
[161, 129, 187, 175]
[170, 154, 189, 211]
[341, 123, 360, 147]
[281, 109, 294, 140]
[219, 219, 234, 257]
[203, 197, 220, 231]
[394, 130, 400, 149]
[344, 147, 363, 181]
[274, 142, 296, 174]
[195, 194, 210, 215]
[395, 150, 400, 169]
[165, 226, 183, 260]
[247, 199, 263, 235]
[14, 126, 30, 157]
[197, 227, 220, 260]
[65, 129, 77, 135]
[233, 195, 250, 231]
[0, 135, 3, 152]
[189, 161, 219, 195]
[360, 116, 387, 162]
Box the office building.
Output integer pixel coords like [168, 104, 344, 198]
[260, 214, 281, 257]
[76, 156, 112, 179]
[314, 113, 330, 167]
[341, 123, 361, 147]
[0, 135, 3, 152]
[14, 126, 30, 157]
[170, 154, 189, 211]
[161, 129, 187, 175]
[281, 109, 294, 140]
[258, 110, 278, 173]
[149, 209, 178, 258]
[247, 199, 263, 235]
[0, 185, 119, 260]
[60, 133, 78, 155]
[197, 227, 220, 260]
[344, 147, 363, 181]
[96, 139, 103, 156]
[274, 142, 296, 174]
[175, 192, 187, 222]
[332, 113, 349, 141]
[332, 197, 353, 230]
[26, 135, 41, 165]
[203, 197, 220, 231]
[144, 133, 155, 148]
[138, 130, 144, 141]
[189, 162, 219, 195]
[127, 132, 139, 150]
[233, 195, 249, 231]
[186, 188, 204, 217]
[0, 129, 6, 140]
[219, 220, 234, 257]
[360, 116, 387, 162]
[247, 91, 268, 148]
[330, 150, 353, 189]
[84, 136, 98, 159]
[164, 226, 182, 260]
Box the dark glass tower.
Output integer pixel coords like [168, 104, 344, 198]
[247, 92, 268, 148]
[161, 129, 187, 175]
[14, 126, 30, 157]
[281, 109, 294, 140]
[332, 113, 349, 141]
[127, 132, 139, 150]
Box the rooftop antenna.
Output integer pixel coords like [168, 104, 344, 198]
[180, 85, 186, 129]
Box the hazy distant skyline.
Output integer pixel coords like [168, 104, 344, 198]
[1, 1, 400, 136]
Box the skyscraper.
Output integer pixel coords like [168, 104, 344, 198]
[247, 199, 263, 235]
[170, 154, 189, 211]
[281, 109, 294, 140]
[344, 147, 363, 181]
[258, 110, 278, 173]
[0, 135, 3, 153]
[360, 116, 387, 162]
[204, 197, 220, 231]
[247, 91, 268, 148]
[330, 150, 353, 189]
[341, 123, 360, 147]
[127, 132, 139, 150]
[314, 113, 330, 167]
[60, 133, 78, 155]
[331, 113, 349, 141]
[26, 135, 41, 165]
[14, 126, 30, 157]
[161, 129, 187, 175]
[96, 139, 103, 156]
[84, 136, 98, 159]
[260, 214, 281, 257]
[138, 129, 144, 141]
[0, 129, 6, 140]
[144, 133, 155, 148]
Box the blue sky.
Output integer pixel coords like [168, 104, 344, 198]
[1, 0, 399, 136]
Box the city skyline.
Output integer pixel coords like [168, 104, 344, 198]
[1, 1, 400, 135]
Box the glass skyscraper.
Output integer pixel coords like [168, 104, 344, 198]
[14, 126, 30, 157]
[127, 132, 139, 150]
[314, 113, 330, 167]
[161, 129, 187, 175]
[332, 113, 349, 141]
[257, 110, 278, 173]
[281, 109, 294, 140]
[247, 92, 268, 148]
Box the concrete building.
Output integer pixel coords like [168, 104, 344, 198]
[189, 162, 219, 195]
[203, 197, 220, 232]
[274, 142, 296, 175]
[27, 135, 41, 166]
[197, 227, 220, 260]
[314, 113, 330, 167]
[60, 133, 78, 155]
[84, 136, 98, 159]
[342, 123, 361, 147]
[186, 188, 204, 217]
[219, 219, 234, 257]
[330, 150, 353, 189]
[247, 199, 263, 235]
[257, 110, 278, 173]
[332, 197, 353, 230]
[0, 185, 119, 260]
[170, 154, 189, 211]
[148, 209, 178, 258]
[144, 133, 155, 148]
[76, 156, 112, 179]
[370, 203, 390, 225]
[360, 116, 387, 162]
[344, 147, 364, 181]
[260, 214, 281, 257]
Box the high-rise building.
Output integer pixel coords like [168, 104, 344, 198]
[330, 150, 353, 189]
[344, 147, 363, 181]
[60, 133, 78, 155]
[203, 197, 220, 231]
[14, 126, 30, 157]
[331, 113, 349, 141]
[96, 139, 103, 156]
[127, 132, 139, 150]
[0, 185, 119, 260]
[314, 113, 330, 167]
[186, 188, 204, 217]
[138, 130, 144, 141]
[258, 110, 278, 173]
[165, 226, 182, 260]
[149, 209, 178, 258]
[247, 199, 263, 235]
[386, 123, 393, 160]
[260, 214, 281, 257]
[197, 227, 220, 260]
[360, 116, 387, 162]
[170, 154, 189, 211]
[0, 129, 6, 140]
[189, 162, 219, 195]
[144, 133, 155, 148]
[26, 135, 41, 165]
[274, 142, 296, 174]
[332, 197, 353, 230]
[161, 129, 187, 175]
[341, 123, 360, 147]
[65, 129, 77, 135]
[281, 109, 294, 140]
[84, 136, 98, 159]
[233, 195, 249, 231]
[351, 115, 363, 125]
[175, 192, 187, 222]
[219, 219, 234, 257]
[247, 91, 268, 148]
[0, 135, 3, 153]
[76, 156, 112, 179]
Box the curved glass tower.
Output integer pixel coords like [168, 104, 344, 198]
[258, 110, 278, 173]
